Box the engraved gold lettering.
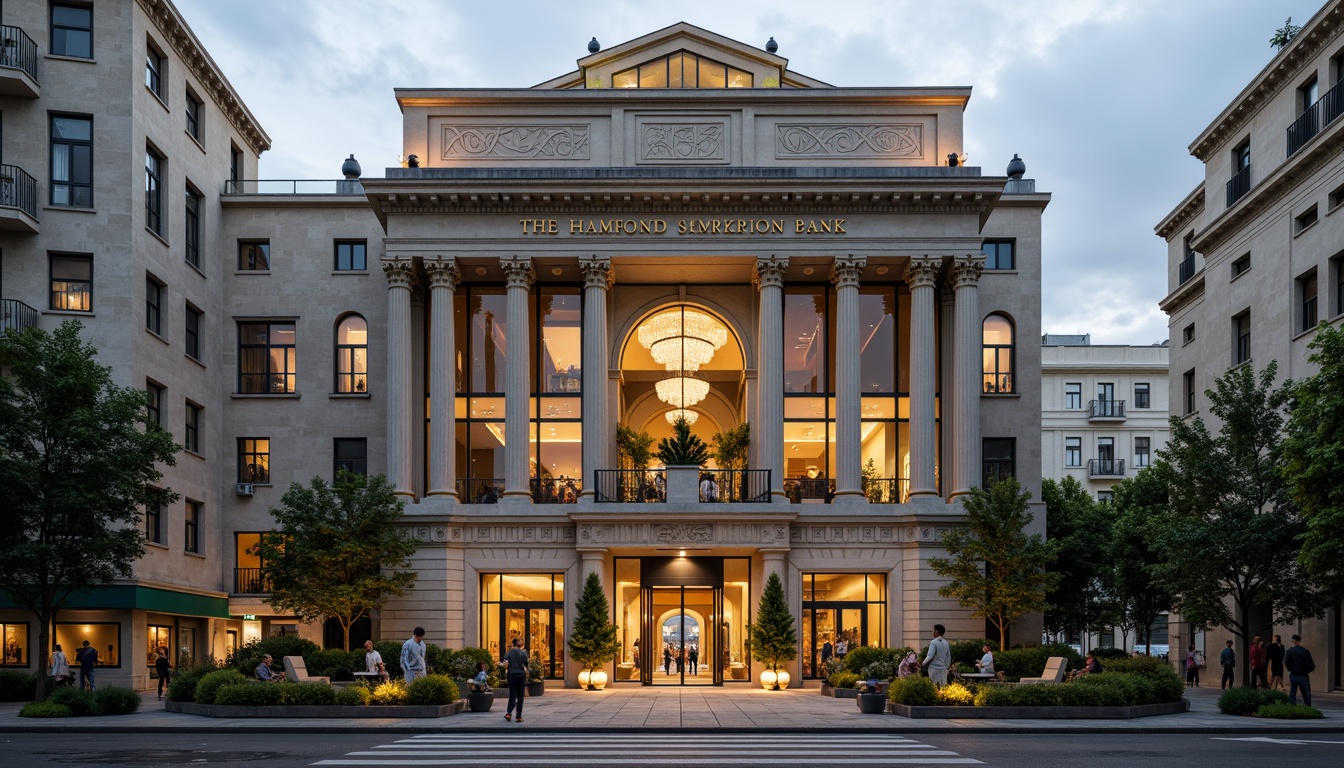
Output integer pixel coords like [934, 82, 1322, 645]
[834, 219, 845, 234]
[772, 219, 784, 234]
[796, 219, 806, 234]
[654, 220, 667, 234]
[570, 219, 583, 235]
[678, 220, 688, 235]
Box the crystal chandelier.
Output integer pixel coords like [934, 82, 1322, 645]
[636, 307, 728, 425]
[655, 375, 709, 408]
[664, 408, 699, 425]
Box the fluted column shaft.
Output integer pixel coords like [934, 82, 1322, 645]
[426, 259, 459, 499]
[832, 256, 866, 501]
[755, 257, 789, 502]
[950, 255, 985, 500]
[502, 259, 534, 501]
[382, 259, 417, 499]
[579, 258, 612, 501]
[905, 257, 940, 498]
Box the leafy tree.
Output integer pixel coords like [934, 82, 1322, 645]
[1271, 17, 1302, 50]
[929, 477, 1056, 646]
[615, 423, 654, 470]
[1283, 324, 1344, 599]
[656, 416, 710, 466]
[0, 321, 178, 701]
[255, 471, 418, 651]
[1151, 362, 1323, 681]
[566, 572, 619, 688]
[747, 573, 797, 688]
[1108, 467, 1175, 654]
[711, 423, 750, 500]
[1041, 477, 1114, 642]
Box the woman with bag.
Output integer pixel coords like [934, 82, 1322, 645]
[49, 644, 70, 687]
[1184, 644, 1200, 688]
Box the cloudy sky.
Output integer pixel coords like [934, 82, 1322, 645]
[175, 0, 1322, 346]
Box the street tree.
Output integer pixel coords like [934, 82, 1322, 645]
[1283, 324, 1344, 599]
[929, 477, 1056, 646]
[1042, 477, 1114, 644]
[567, 572, 620, 689]
[0, 321, 178, 700]
[747, 572, 797, 689]
[1151, 361, 1323, 681]
[255, 471, 418, 650]
[1108, 466, 1175, 655]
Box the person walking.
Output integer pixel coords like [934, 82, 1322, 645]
[1184, 644, 1201, 688]
[49, 644, 70, 688]
[1266, 634, 1286, 691]
[1249, 635, 1267, 689]
[1219, 639, 1236, 690]
[75, 640, 98, 691]
[663, 644, 673, 675]
[503, 638, 529, 723]
[688, 643, 699, 676]
[1284, 634, 1315, 707]
[401, 627, 427, 683]
[154, 647, 172, 700]
[922, 624, 951, 687]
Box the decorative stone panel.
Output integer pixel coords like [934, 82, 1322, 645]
[775, 124, 922, 159]
[790, 525, 897, 544]
[637, 120, 728, 164]
[440, 125, 590, 159]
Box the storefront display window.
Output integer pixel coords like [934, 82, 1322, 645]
[147, 625, 171, 670]
[54, 623, 121, 667]
[480, 573, 565, 678]
[1, 623, 29, 667]
[800, 573, 887, 678]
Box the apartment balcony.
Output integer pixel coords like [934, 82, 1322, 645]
[861, 477, 909, 504]
[1088, 399, 1126, 421]
[0, 25, 40, 98]
[592, 468, 772, 503]
[1088, 458, 1126, 478]
[1287, 79, 1344, 157]
[1, 299, 38, 333]
[1178, 254, 1196, 285]
[1226, 164, 1251, 208]
[233, 567, 271, 595]
[0, 164, 39, 233]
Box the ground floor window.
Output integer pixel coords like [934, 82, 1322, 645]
[1, 623, 29, 667]
[800, 572, 887, 678]
[480, 573, 565, 678]
[147, 625, 171, 672]
[55, 623, 121, 667]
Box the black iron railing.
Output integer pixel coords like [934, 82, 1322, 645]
[1089, 399, 1126, 419]
[1178, 254, 1196, 284]
[862, 477, 908, 504]
[531, 477, 581, 504]
[457, 478, 504, 503]
[233, 567, 271, 594]
[1088, 458, 1126, 478]
[1287, 79, 1344, 156]
[698, 469, 772, 503]
[786, 477, 832, 503]
[224, 179, 364, 195]
[0, 163, 37, 221]
[1, 298, 37, 333]
[594, 469, 667, 503]
[1226, 164, 1251, 207]
[0, 25, 39, 84]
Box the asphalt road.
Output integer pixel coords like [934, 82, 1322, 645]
[1, 731, 1341, 767]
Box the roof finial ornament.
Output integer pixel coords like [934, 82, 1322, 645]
[341, 154, 361, 179]
[1006, 154, 1026, 179]
[588, 37, 600, 54]
[766, 37, 778, 54]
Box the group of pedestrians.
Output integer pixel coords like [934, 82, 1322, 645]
[48, 640, 100, 692]
[1214, 633, 1316, 706]
[660, 642, 700, 675]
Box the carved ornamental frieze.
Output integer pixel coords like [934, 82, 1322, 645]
[440, 125, 590, 160]
[775, 124, 922, 159]
[576, 522, 788, 547]
[640, 122, 727, 163]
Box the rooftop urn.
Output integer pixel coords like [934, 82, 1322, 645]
[588, 37, 600, 53]
[341, 154, 361, 179]
[766, 37, 778, 53]
[1006, 153, 1026, 179]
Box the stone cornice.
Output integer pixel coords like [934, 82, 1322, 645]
[137, 0, 271, 154]
[1159, 272, 1205, 316]
[396, 87, 972, 110]
[1155, 184, 1205, 240]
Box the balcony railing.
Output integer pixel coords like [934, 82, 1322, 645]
[1, 298, 37, 333]
[457, 477, 503, 503]
[594, 469, 667, 503]
[1287, 79, 1344, 156]
[1088, 458, 1126, 478]
[1178, 254, 1196, 285]
[224, 179, 364, 195]
[1088, 399, 1126, 420]
[233, 567, 271, 594]
[0, 25, 39, 84]
[1, 164, 38, 220]
[531, 477, 581, 504]
[698, 469, 772, 503]
[786, 477, 832, 503]
[1226, 164, 1251, 207]
[862, 477, 909, 504]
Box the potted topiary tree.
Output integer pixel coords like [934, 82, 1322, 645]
[747, 573, 797, 690]
[657, 416, 710, 503]
[710, 423, 750, 501]
[568, 572, 620, 690]
[526, 651, 545, 697]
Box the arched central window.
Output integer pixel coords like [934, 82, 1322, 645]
[335, 314, 368, 393]
[612, 50, 752, 89]
[982, 313, 1015, 394]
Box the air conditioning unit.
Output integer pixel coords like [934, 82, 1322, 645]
[235, 483, 254, 497]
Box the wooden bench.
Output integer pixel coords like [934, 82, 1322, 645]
[282, 655, 330, 684]
[1018, 656, 1068, 685]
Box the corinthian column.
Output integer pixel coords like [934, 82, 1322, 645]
[905, 257, 940, 499]
[950, 255, 985, 501]
[382, 258, 417, 499]
[754, 256, 789, 502]
[831, 255, 867, 503]
[579, 257, 612, 503]
[425, 259, 459, 500]
[501, 258, 534, 502]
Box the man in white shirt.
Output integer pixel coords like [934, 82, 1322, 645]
[401, 627, 427, 683]
[922, 624, 951, 687]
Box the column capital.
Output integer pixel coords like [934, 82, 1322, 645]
[904, 256, 940, 288]
[951, 255, 986, 289]
[382, 258, 417, 290]
[424, 258, 460, 291]
[501, 258, 534, 289]
[753, 255, 789, 289]
[830, 255, 867, 288]
[579, 257, 613, 289]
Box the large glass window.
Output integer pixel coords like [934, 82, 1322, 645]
[145, 147, 164, 235]
[612, 50, 751, 89]
[480, 573, 565, 678]
[801, 573, 887, 679]
[147, 625, 172, 670]
[55, 624, 120, 667]
[859, 285, 909, 502]
[50, 4, 92, 58]
[50, 254, 92, 311]
[334, 437, 367, 477]
[784, 287, 834, 500]
[335, 314, 368, 393]
[982, 438, 1015, 487]
[51, 115, 93, 207]
[532, 288, 582, 502]
[234, 532, 271, 593]
[982, 313, 1015, 393]
[1, 623, 29, 667]
[238, 438, 269, 484]
[238, 322, 296, 394]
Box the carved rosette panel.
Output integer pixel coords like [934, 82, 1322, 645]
[792, 525, 896, 544]
[641, 123, 725, 162]
[653, 524, 713, 543]
[775, 124, 923, 159]
[441, 125, 590, 160]
[472, 525, 575, 544]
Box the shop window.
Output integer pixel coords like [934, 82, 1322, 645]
[147, 625, 171, 671]
[479, 573, 566, 678]
[800, 573, 887, 679]
[1, 623, 29, 667]
[55, 623, 121, 667]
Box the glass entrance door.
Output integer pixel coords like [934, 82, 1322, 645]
[803, 605, 866, 678]
[501, 606, 564, 678]
[642, 586, 721, 685]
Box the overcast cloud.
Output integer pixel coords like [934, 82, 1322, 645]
[175, 0, 1323, 346]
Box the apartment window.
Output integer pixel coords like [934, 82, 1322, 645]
[145, 276, 162, 335]
[982, 438, 1015, 488]
[145, 502, 165, 545]
[1134, 383, 1151, 409]
[335, 240, 367, 271]
[146, 382, 163, 427]
[1184, 369, 1196, 415]
[1334, 254, 1344, 317]
[145, 147, 164, 235]
[145, 39, 166, 100]
[1064, 437, 1082, 468]
[335, 314, 368, 393]
[1301, 75, 1320, 113]
[185, 91, 202, 141]
[1097, 491, 1114, 504]
[238, 438, 270, 484]
[1331, 182, 1344, 211]
[1182, 324, 1195, 345]
[229, 145, 242, 189]
[50, 4, 92, 58]
[1064, 382, 1082, 410]
[184, 185, 201, 267]
[1232, 253, 1251, 278]
[184, 500, 200, 554]
[981, 240, 1015, 270]
[1295, 205, 1319, 234]
[1179, 234, 1196, 284]
[1299, 270, 1319, 333]
[1233, 311, 1251, 365]
[982, 313, 1015, 393]
[184, 401, 200, 453]
[238, 241, 270, 271]
[49, 254, 92, 311]
[1135, 437, 1151, 468]
[1228, 141, 1251, 207]
[238, 322, 296, 394]
[50, 115, 92, 207]
[334, 438, 368, 478]
[185, 305, 201, 360]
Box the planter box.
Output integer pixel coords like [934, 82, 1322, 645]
[832, 687, 859, 699]
[856, 693, 887, 714]
[888, 699, 1190, 719]
[167, 700, 464, 718]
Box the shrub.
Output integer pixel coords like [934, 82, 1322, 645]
[92, 686, 141, 715]
[446, 647, 493, 683]
[369, 679, 409, 705]
[858, 661, 895, 682]
[282, 682, 337, 705]
[407, 675, 459, 705]
[374, 641, 404, 678]
[194, 669, 247, 705]
[214, 682, 284, 707]
[49, 686, 101, 716]
[828, 671, 860, 689]
[994, 644, 1084, 680]
[936, 682, 975, 705]
[334, 685, 371, 706]
[840, 646, 887, 673]
[1218, 687, 1289, 716]
[226, 636, 321, 677]
[0, 670, 39, 702]
[1092, 647, 1130, 660]
[949, 639, 996, 668]
[308, 649, 363, 681]
[1096, 656, 1184, 703]
[1256, 702, 1323, 719]
[167, 666, 211, 702]
[19, 702, 72, 718]
[887, 675, 937, 706]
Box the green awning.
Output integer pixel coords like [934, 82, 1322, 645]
[0, 585, 231, 619]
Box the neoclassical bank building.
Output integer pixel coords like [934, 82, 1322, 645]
[0, 7, 1048, 689]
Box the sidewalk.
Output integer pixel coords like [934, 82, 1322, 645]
[2, 684, 1340, 734]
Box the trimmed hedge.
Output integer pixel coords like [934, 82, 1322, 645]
[974, 683, 1126, 707]
[407, 675, 459, 705]
[0, 670, 41, 702]
[887, 675, 937, 706]
[226, 637, 322, 678]
[213, 681, 338, 707]
[841, 646, 911, 675]
[828, 671, 860, 689]
[1092, 647, 1131, 660]
[49, 687, 100, 716]
[1218, 687, 1289, 716]
[194, 669, 247, 705]
[1256, 702, 1322, 719]
[92, 686, 141, 715]
[19, 702, 72, 718]
[307, 649, 365, 681]
[167, 664, 217, 702]
[994, 643, 1084, 680]
[334, 685, 371, 706]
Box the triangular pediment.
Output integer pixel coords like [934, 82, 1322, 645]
[534, 22, 830, 89]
